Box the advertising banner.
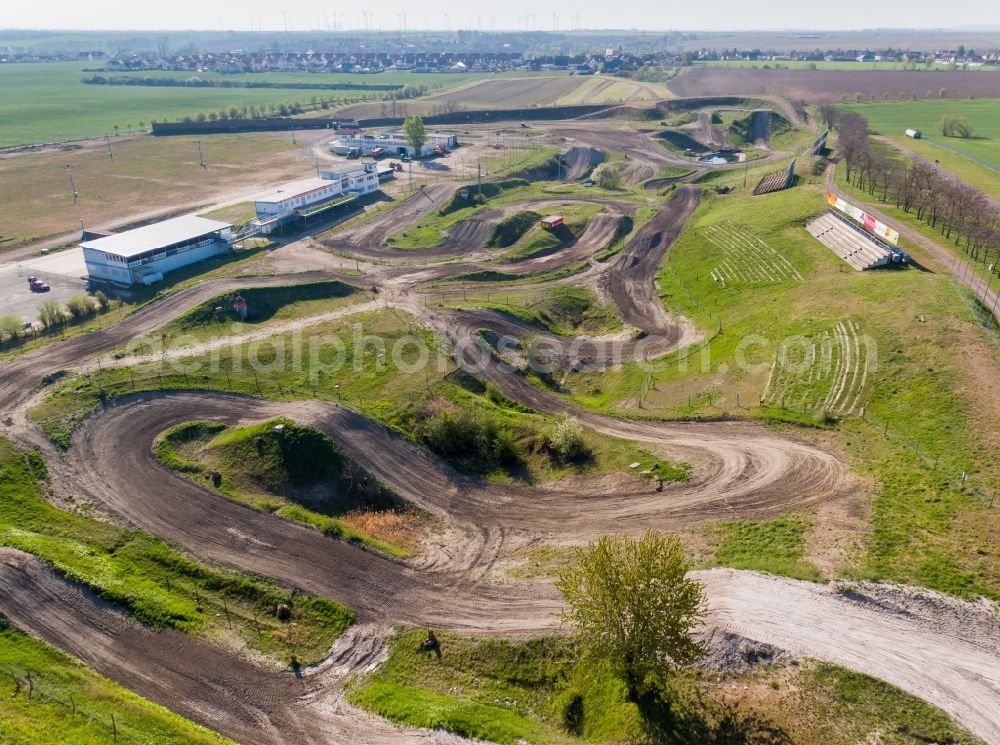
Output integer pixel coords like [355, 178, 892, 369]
[826, 192, 900, 246]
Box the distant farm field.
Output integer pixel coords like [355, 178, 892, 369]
[0, 62, 478, 147]
[844, 99, 1000, 176]
[668, 67, 1000, 102]
[336, 74, 671, 119]
[698, 60, 1000, 72]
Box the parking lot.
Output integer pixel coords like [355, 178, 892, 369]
[0, 248, 87, 323]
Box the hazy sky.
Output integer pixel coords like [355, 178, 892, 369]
[5, 0, 997, 33]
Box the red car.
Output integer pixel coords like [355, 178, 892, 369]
[27, 276, 50, 292]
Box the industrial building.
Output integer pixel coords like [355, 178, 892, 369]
[250, 162, 380, 234]
[330, 132, 458, 159]
[82, 215, 233, 286]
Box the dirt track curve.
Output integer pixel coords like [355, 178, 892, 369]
[1, 156, 999, 744]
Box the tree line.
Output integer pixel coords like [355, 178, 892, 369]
[157, 84, 431, 125]
[823, 106, 999, 269]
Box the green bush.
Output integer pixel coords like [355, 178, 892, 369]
[0, 313, 23, 343]
[37, 300, 65, 329]
[591, 162, 622, 190]
[544, 415, 590, 463]
[414, 400, 518, 471]
[65, 294, 96, 321]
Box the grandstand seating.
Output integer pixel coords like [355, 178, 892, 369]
[806, 212, 892, 271]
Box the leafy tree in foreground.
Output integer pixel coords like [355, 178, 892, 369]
[558, 532, 792, 743]
[403, 115, 427, 156]
[556, 531, 705, 701]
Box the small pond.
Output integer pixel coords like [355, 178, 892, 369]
[697, 152, 742, 164]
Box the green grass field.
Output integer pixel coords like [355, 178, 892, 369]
[0, 62, 480, 146]
[844, 99, 1000, 181]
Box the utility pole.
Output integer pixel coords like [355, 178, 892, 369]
[197, 141, 206, 168]
[105, 133, 114, 160]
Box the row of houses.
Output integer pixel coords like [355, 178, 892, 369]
[100, 48, 673, 75]
[83, 161, 390, 286]
[105, 51, 526, 74]
[0, 50, 104, 64]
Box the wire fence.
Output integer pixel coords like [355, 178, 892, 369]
[2, 662, 147, 744]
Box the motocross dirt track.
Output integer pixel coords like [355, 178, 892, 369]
[2, 149, 999, 745]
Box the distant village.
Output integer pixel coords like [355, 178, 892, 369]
[95, 49, 661, 75]
[3, 46, 999, 71]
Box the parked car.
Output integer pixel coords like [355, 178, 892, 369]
[27, 276, 50, 292]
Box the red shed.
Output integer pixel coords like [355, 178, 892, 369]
[541, 215, 564, 230]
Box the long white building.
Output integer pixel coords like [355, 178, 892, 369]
[251, 163, 379, 233]
[82, 215, 232, 286]
[330, 132, 458, 158]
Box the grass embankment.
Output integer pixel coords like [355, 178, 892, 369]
[384, 179, 529, 249]
[495, 203, 606, 263]
[347, 628, 979, 745]
[30, 309, 686, 486]
[488, 210, 541, 248]
[0, 437, 353, 665]
[556, 183, 1000, 597]
[0, 625, 234, 745]
[440, 262, 592, 287]
[155, 418, 423, 556]
[729, 111, 792, 145]
[444, 286, 623, 337]
[152, 280, 364, 344]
